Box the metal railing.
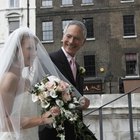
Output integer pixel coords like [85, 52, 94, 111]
[84, 86, 140, 140]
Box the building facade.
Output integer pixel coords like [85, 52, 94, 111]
[0, 0, 36, 48]
[36, 0, 140, 94]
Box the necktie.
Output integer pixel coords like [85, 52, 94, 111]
[70, 58, 77, 80]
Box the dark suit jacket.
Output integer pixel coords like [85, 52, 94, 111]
[39, 49, 84, 140]
[50, 49, 84, 95]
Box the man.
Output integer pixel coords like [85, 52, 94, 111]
[50, 20, 87, 96]
[39, 20, 96, 140]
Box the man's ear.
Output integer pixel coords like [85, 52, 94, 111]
[61, 37, 64, 42]
[82, 39, 86, 46]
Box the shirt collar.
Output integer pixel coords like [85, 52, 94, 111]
[61, 47, 76, 62]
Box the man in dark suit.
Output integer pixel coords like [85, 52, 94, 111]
[39, 20, 95, 140]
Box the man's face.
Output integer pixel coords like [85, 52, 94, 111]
[62, 25, 85, 57]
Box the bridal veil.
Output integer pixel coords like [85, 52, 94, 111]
[0, 27, 82, 140]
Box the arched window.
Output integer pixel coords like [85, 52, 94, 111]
[6, 12, 22, 34]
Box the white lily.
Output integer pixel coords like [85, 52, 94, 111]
[41, 101, 50, 108]
[50, 90, 58, 98]
[32, 94, 39, 102]
[47, 75, 60, 83]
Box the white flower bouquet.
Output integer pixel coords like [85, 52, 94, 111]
[30, 75, 81, 140]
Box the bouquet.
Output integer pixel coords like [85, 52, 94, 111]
[30, 75, 81, 140]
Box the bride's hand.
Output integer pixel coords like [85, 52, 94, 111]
[41, 111, 53, 125]
[41, 106, 60, 125]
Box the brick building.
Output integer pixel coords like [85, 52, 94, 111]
[36, 0, 140, 94]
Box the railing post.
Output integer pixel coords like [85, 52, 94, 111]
[128, 93, 134, 140]
[99, 108, 103, 140]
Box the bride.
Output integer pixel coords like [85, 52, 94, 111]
[0, 27, 61, 140]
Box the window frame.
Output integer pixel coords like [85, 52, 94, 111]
[123, 15, 136, 37]
[83, 18, 94, 39]
[9, 0, 19, 8]
[41, 0, 53, 8]
[125, 53, 139, 77]
[42, 21, 53, 42]
[81, 0, 94, 5]
[9, 20, 19, 34]
[84, 55, 96, 77]
[6, 12, 21, 34]
[120, 0, 134, 3]
[61, 0, 73, 7]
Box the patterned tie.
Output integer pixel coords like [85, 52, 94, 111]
[70, 58, 77, 80]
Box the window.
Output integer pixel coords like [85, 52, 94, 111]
[6, 13, 21, 34]
[62, 0, 73, 5]
[83, 18, 94, 38]
[9, 0, 19, 8]
[82, 0, 93, 4]
[125, 53, 139, 76]
[42, 21, 53, 41]
[62, 19, 72, 32]
[42, 0, 52, 7]
[9, 20, 19, 34]
[84, 55, 96, 76]
[121, 0, 134, 3]
[123, 15, 135, 36]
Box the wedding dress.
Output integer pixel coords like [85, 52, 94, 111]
[0, 128, 38, 140]
[0, 91, 39, 140]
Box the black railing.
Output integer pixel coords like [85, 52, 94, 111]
[84, 86, 140, 140]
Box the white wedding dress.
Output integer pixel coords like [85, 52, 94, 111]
[0, 128, 38, 140]
[0, 93, 39, 140]
[0, 131, 38, 140]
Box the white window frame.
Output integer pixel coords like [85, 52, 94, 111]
[61, 0, 73, 7]
[120, 0, 134, 3]
[6, 12, 22, 34]
[9, 0, 19, 8]
[81, 0, 94, 6]
[42, 0, 53, 8]
[42, 21, 53, 42]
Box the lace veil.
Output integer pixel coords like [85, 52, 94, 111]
[0, 27, 82, 140]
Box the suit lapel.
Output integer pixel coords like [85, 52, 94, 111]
[57, 50, 76, 85]
[51, 49, 83, 94]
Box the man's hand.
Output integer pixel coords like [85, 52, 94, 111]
[79, 96, 90, 109]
